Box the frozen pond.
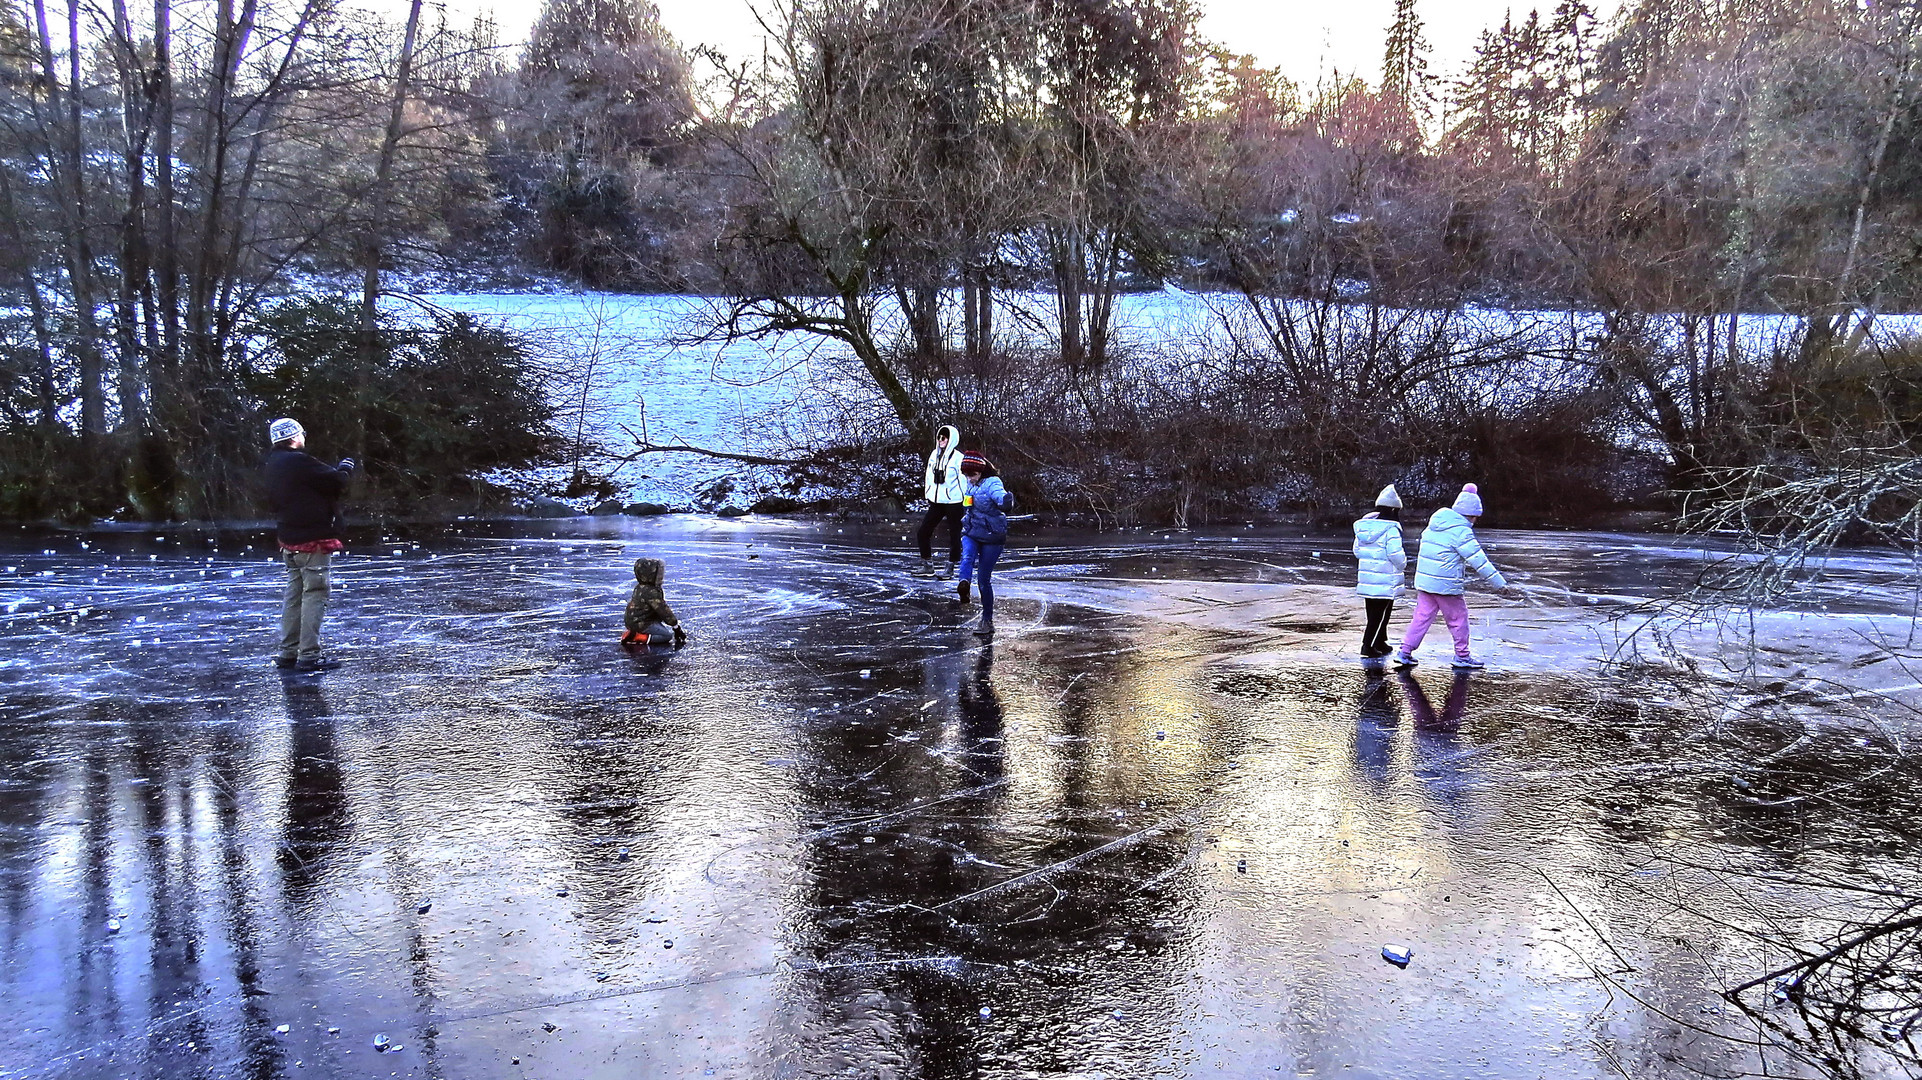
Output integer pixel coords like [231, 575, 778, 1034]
[1, 518, 1917, 1078]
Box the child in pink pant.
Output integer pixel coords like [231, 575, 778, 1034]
[1401, 591, 1473, 658]
[1397, 484, 1508, 669]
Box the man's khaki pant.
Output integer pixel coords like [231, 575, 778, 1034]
[279, 550, 331, 661]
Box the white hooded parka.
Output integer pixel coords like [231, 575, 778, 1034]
[1352, 513, 1407, 598]
[1413, 506, 1508, 595]
[923, 426, 965, 504]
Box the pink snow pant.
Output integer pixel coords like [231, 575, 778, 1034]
[1400, 591, 1472, 658]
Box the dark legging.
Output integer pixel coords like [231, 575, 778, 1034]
[959, 536, 1004, 620]
[917, 502, 964, 561]
[1362, 597, 1395, 657]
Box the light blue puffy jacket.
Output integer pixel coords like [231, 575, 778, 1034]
[1413, 506, 1507, 595]
[1352, 513, 1406, 598]
[962, 475, 1011, 543]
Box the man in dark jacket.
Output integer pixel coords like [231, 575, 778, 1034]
[263, 418, 355, 672]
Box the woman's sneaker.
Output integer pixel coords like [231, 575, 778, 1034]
[973, 620, 994, 638]
[957, 579, 971, 603]
[1451, 655, 1486, 669]
[1392, 651, 1419, 668]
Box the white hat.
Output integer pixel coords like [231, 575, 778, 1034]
[268, 417, 304, 444]
[1452, 483, 1484, 516]
[1375, 484, 1403, 509]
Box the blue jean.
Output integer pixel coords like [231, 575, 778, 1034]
[958, 536, 1004, 620]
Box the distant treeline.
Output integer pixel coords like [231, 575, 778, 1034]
[1, 0, 1918, 522]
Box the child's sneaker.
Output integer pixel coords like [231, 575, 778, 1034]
[1451, 655, 1486, 669]
[957, 579, 971, 603]
[1392, 651, 1419, 668]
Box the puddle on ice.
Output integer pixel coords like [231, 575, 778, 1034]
[0, 516, 1917, 1079]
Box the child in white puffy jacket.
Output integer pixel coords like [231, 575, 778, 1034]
[1352, 484, 1408, 659]
[1396, 483, 1508, 670]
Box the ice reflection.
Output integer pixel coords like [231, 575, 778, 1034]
[0, 519, 1915, 1078]
[277, 678, 349, 912]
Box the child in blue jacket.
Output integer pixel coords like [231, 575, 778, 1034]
[956, 453, 1012, 638]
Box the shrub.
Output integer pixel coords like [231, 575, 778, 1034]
[244, 297, 560, 504]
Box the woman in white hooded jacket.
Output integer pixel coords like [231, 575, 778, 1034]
[916, 425, 966, 577]
[1352, 484, 1408, 659]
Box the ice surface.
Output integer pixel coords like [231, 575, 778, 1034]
[1, 518, 1916, 1078]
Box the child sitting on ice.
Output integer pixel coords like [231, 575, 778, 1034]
[623, 558, 688, 647]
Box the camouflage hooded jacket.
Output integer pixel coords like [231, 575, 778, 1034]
[624, 558, 681, 633]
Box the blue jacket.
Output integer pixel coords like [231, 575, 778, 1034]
[1413, 506, 1507, 595]
[962, 476, 1011, 543]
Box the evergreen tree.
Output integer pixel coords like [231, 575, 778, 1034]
[510, 0, 694, 285]
[1446, 20, 1517, 163]
[1381, 0, 1434, 137]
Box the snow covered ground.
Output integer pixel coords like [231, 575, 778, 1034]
[415, 290, 1922, 509]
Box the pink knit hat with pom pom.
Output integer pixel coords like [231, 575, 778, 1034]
[1452, 483, 1484, 516]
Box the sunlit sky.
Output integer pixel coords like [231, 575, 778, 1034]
[432, 0, 1625, 86]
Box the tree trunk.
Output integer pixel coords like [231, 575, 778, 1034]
[358, 0, 425, 460]
[963, 274, 980, 361]
[893, 283, 942, 367]
[842, 289, 921, 440]
[153, 0, 180, 375]
[33, 0, 107, 438]
[0, 168, 56, 433]
[110, 0, 151, 433]
[1055, 226, 1084, 367]
[1087, 230, 1118, 370]
[1805, 42, 1913, 367]
[187, 0, 258, 375]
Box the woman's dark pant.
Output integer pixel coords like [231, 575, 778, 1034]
[1362, 597, 1395, 657]
[917, 502, 964, 561]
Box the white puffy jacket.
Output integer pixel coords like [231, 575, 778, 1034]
[1352, 513, 1407, 598]
[1413, 506, 1507, 595]
[923, 425, 965, 504]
